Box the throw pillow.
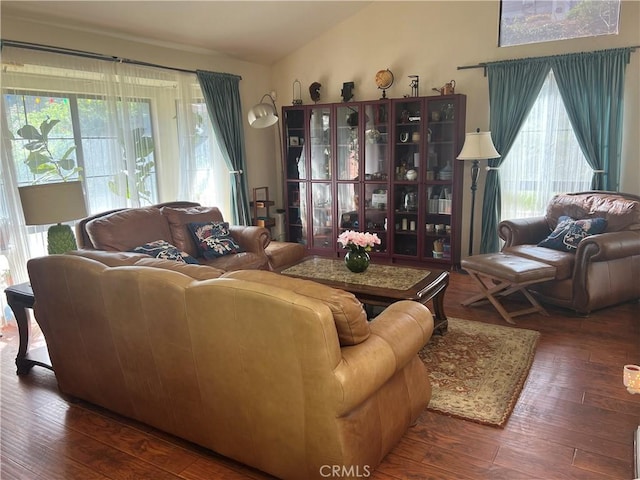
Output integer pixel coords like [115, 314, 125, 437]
[188, 221, 243, 259]
[130, 240, 199, 264]
[538, 216, 607, 252]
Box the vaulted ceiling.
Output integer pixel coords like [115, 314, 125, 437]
[2, 1, 372, 65]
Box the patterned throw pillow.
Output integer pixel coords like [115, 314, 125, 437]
[538, 216, 607, 252]
[187, 222, 243, 259]
[130, 240, 199, 264]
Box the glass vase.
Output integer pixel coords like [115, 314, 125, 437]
[344, 249, 370, 273]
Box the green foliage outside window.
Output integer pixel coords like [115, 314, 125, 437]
[108, 127, 156, 204]
[16, 118, 81, 183]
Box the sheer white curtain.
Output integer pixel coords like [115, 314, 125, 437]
[500, 70, 592, 220]
[175, 81, 230, 208]
[0, 46, 228, 296]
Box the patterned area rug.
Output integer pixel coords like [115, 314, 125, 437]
[419, 318, 540, 428]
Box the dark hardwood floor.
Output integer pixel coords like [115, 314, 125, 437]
[1, 271, 639, 479]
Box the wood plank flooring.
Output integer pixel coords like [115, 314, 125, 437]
[1, 271, 639, 479]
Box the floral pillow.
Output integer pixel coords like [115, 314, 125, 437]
[187, 221, 243, 259]
[130, 240, 199, 264]
[538, 216, 607, 252]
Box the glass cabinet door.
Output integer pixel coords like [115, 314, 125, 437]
[336, 105, 359, 181]
[337, 182, 359, 232]
[310, 107, 331, 180]
[424, 97, 457, 260]
[363, 102, 390, 181]
[284, 108, 306, 180]
[311, 182, 333, 249]
[392, 99, 421, 257]
[286, 182, 306, 244]
[364, 183, 388, 253]
[283, 108, 306, 244]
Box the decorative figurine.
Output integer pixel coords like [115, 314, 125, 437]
[409, 75, 419, 97]
[309, 82, 321, 103]
[341, 82, 355, 102]
[292, 79, 302, 105]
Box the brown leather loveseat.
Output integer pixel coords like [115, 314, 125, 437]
[498, 191, 640, 314]
[76, 201, 272, 271]
[27, 252, 434, 479]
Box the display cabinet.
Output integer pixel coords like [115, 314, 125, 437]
[281, 94, 465, 268]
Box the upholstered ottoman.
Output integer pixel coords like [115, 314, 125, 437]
[265, 241, 305, 270]
[461, 252, 557, 324]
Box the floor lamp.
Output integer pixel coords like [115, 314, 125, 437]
[18, 181, 88, 254]
[247, 93, 285, 240]
[456, 129, 500, 256]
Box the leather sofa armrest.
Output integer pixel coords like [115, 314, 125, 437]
[228, 225, 271, 254]
[333, 301, 433, 415]
[572, 230, 640, 312]
[576, 230, 640, 262]
[498, 217, 550, 247]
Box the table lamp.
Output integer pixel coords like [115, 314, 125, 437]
[457, 129, 500, 256]
[18, 181, 88, 254]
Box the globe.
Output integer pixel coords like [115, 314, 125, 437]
[375, 69, 394, 90]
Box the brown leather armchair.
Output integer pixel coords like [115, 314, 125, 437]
[498, 191, 640, 314]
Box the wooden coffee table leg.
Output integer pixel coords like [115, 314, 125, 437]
[431, 281, 448, 335]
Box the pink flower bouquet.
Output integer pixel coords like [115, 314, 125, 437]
[337, 230, 381, 253]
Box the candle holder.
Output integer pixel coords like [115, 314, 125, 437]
[623, 365, 640, 394]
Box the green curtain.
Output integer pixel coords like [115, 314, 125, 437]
[196, 70, 251, 225]
[550, 48, 632, 191]
[480, 58, 550, 253]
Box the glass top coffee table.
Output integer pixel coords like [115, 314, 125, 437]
[280, 256, 448, 334]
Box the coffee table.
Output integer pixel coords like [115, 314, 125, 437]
[280, 256, 448, 334]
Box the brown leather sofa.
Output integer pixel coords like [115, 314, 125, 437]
[498, 191, 640, 314]
[27, 252, 434, 480]
[76, 201, 272, 271]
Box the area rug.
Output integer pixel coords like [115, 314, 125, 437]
[418, 318, 540, 428]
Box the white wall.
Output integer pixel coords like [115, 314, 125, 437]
[271, 0, 640, 255]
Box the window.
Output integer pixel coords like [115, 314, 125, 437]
[5, 92, 158, 212]
[500, 70, 592, 220]
[499, 0, 621, 47]
[0, 46, 230, 290]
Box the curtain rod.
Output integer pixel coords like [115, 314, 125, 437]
[1, 39, 198, 75]
[457, 45, 639, 76]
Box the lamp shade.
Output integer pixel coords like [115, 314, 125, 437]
[248, 102, 278, 128]
[457, 131, 501, 160]
[19, 181, 87, 226]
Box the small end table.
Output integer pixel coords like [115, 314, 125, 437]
[4, 282, 52, 375]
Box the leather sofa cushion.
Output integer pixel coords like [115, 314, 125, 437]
[546, 193, 640, 232]
[200, 252, 268, 271]
[86, 207, 173, 251]
[67, 249, 150, 266]
[161, 206, 225, 258]
[222, 270, 370, 346]
[503, 244, 574, 280]
[133, 257, 225, 280]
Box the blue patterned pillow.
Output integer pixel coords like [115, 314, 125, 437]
[538, 216, 607, 252]
[130, 240, 199, 264]
[188, 221, 243, 259]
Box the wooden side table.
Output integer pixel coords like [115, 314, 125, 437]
[4, 282, 52, 375]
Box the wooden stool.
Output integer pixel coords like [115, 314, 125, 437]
[461, 253, 557, 324]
